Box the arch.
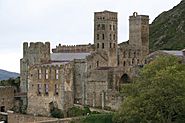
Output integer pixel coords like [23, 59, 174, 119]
[120, 74, 130, 84]
[133, 12, 138, 17]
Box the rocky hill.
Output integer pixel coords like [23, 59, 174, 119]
[0, 69, 19, 81]
[150, 0, 185, 51]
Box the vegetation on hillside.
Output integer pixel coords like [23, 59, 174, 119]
[114, 56, 185, 123]
[150, 0, 185, 51]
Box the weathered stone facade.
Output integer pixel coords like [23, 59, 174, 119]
[20, 11, 150, 116]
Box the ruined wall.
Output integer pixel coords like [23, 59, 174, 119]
[0, 86, 14, 112]
[27, 62, 73, 116]
[52, 44, 94, 53]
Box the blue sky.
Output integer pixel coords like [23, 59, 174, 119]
[0, 0, 182, 73]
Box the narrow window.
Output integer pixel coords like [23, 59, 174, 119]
[38, 69, 41, 79]
[45, 69, 49, 79]
[109, 25, 112, 30]
[97, 34, 99, 40]
[110, 34, 112, 40]
[113, 34, 116, 40]
[55, 84, 59, 95]
[55, 69, 59, 80]
[45, 84, 49, 95]
[102, 43, 104, 49]
[97, 43, 99, 48]
[102, 34, 105, 40]
[123, 61, 126, 66]
[137, 59, 140, 65]
[37, 84, 42, 95]
[97, 61, 99, 67]
[113, 25, 116, 31]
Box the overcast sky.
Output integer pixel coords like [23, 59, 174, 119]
[0, 0, 182, 73]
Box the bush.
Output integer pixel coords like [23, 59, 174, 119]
[50, 108, 64, 118]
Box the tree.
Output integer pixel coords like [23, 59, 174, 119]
[114, 56, 185, 123]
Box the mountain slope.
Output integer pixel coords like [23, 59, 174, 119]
[0, 69, 19, 81]
[149, 0, 185, 51]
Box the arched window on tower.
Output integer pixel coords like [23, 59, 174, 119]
[110, 34, 112, 40]
[110, 43, 112, 48]
[102, 43, 104, 49]
[102, 34, 105, 40]
[97, 43, 99, 48]
[109, 24, 112, 30]
[97, 34, 99, 40]
[113, 25, 116, 31]
[97, 61, 99, 67]
[123, 61, 126, 66]
[113, 34, 116, 40]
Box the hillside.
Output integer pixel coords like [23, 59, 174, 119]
[0, 69, 19, 81]
[149, 0, 185, 51]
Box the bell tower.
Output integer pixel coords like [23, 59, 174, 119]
[129, 12, 149, 56]
[94, 10, 118, 67]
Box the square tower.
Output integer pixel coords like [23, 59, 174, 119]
[94, 10, 118, 52]
[129, 12, 149, 56]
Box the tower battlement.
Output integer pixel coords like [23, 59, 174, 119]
[52, 43, 94, 53]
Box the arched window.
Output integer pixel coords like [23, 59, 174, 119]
[113, 25, 116, 31]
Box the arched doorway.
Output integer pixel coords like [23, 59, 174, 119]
[118, 74, 130, 91]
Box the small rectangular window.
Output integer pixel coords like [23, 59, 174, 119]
[37, 84, 42, 95]
[45, 84, 49, 95]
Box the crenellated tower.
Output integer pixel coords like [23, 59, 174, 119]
[94, 10, 118, 67]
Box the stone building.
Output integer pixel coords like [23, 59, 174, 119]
[0, 86, 14, 112]
[20, 11, 150, 116]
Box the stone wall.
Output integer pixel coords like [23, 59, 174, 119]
[0, 86, 14, 112]
[8, 112, 58, 123]
[73, 59, 87, 105]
